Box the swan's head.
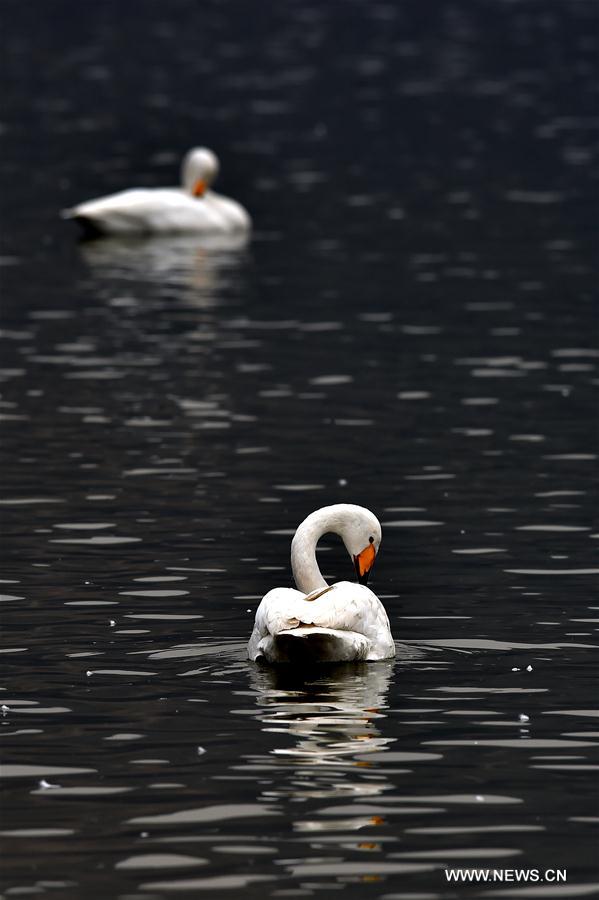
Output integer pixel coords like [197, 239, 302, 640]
[339, 505, 382, 586]
[181, 147, 220, 198]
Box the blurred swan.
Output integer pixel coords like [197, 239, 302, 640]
[63, 147, 251, 236]
[248, 504, 396, 664]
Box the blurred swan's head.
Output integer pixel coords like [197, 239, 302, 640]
[181, 147, 220, 197]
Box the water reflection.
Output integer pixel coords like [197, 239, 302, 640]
[247, 662, 395, 808]
[79, 232, 249, 296]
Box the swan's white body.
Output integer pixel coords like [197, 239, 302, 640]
[63, 148, 251, 236]
[248, 504, 395, 664]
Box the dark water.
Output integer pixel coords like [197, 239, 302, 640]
[1, 1, 598, 897]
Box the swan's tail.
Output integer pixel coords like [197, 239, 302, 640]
[257, 627, 369, 664]
[61, 208, 106, 238]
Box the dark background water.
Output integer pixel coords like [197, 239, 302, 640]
[1, 1, 598, 898]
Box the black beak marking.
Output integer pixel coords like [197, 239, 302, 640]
[354, 555, 371, 585]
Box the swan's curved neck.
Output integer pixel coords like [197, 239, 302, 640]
[289, 503, 380, 596]
[290, 508, 331, 594]
[292, 503, 367, 593]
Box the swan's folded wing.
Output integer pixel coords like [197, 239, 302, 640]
[255, 587, 306, 634]
[303, 583, 373, 630]
[306, 583, 395, 657]
[207, 193, 252, 232]
[247, 587, 305, 660]
[67, 189, 224, 234]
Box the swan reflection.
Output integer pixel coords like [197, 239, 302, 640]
[246, 661, 395, 814]
[79, 232, 249, 301]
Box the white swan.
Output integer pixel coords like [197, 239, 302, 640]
[63, 147, 251, 236]
[248, 504, 396, 664]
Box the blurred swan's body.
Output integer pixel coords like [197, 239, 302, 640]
[63, 147, 251, 236]
[248, 504, 395, 664]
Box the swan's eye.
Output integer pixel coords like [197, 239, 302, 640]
[369, 536, 374, 544]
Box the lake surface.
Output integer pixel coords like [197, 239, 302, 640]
[1, 1, 598, 897]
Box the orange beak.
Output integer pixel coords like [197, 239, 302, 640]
[353, 542, 376, 585]
[192, 179, 207, 198]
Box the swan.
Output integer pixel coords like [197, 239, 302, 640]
[62, 147, 251, 236]
[248, 504, 396, 664]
